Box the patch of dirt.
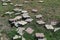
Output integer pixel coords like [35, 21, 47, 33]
[0, 17, 11, 30]
[0, 34, 9, 40]
[0, 17, 11, 40]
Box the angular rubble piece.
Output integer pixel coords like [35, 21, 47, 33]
[54, 27, 60, 32]
[15, 13, 21, 15]
[21, 10, 28, 14]
[17, 27, 25, 31]
[5, 11, 10, 14]
[8, 19, 19, 27]
[14, 16, 22, 20]
[36, 14, 43, 19]
[32, 9, 38, 13]
[22, 36, 26, 40]
[25, 18, 33, 22]
[35, 33, 45, 38]
[50, 21, 58, 26]
[9, 19, 21, 27]
[13, 8, 18, 11]
[9, 19, 15, 21]
[24, 1, 29, 3]
[35, 33, 46, 40]
[5, 11, 14, 14]
[13, 35, 21, 40]
[13, 8, 22, 12]
[14, 4, 23, 7]
[13, 22, 19, 27]
[13, 21, 27, 27]
[22, 13, 30, 19]
[38, 0, 44, 3]
[1, 37, 3, 40]
[17, 21, 27, 26]
[45, 24, 54, 30]
[2, 2, 8, 6]
[22, 12, 28, 15]
[10, 2, 13, 5]
[17, 27, 25, 35]
[37, 20, 45, 25]
[8, 19, 17, 27]
[12, 21, 19, 27]
[25, 27, 34, 34]
[8, 19, 16, 23]
[0, 33, 2, 40]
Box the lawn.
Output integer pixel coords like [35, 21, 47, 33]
[0, 0, 60, 40]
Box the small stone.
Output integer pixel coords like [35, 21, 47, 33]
[2, 3, 8, 6]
